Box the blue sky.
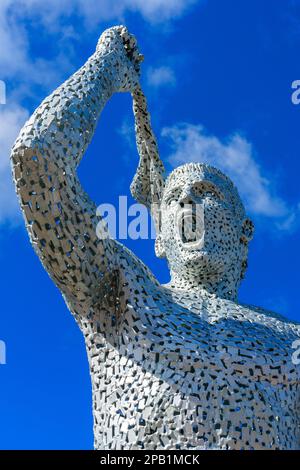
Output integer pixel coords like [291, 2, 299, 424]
[0, 0, 300, 449]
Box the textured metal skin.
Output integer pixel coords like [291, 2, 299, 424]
[11, 26, 300, 450]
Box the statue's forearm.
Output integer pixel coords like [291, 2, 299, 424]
[132, 87, 160, 167]
[131, 86, 165, 210]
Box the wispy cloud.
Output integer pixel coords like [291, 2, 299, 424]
[0, 3, 77, 88]
[0, 0, 196, 82]
[162, 123, 299, 230]
[124, 0, 197, 22]
[118, 118, 136, 148]
[0, 104, 29, 224]
[147, 66, 176, 87]
[2, 0, 197, 29]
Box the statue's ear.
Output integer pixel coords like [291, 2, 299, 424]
[155, 233, 166, 258]
[241, 218, 254, 244]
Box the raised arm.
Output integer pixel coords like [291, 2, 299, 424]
[11, 26, 142, 311]
[130, 86, 166, 233]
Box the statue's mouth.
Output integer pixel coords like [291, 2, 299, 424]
[181, 213, 198, 243]
[176, 206, 205, 250]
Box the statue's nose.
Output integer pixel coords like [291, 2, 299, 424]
[179, 190, 195, 208]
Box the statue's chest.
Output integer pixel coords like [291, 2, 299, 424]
[88, 300, 300, 449]
[119, 298, 298, 381]
[92, 299, 299, 394]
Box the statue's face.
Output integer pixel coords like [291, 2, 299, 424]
[157, 164, 253, 282]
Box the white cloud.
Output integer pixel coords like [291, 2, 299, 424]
[118, 118, 136, 148]
[0, 104, 29, 224]
[162, 123, 299, 229]
[3, 0, 197, 29]
[0, 0, 196, 103]
[0, 0, 192, 87]
[124, 0, 197, 23]
[0, 2, 75, 84]
[147, 66, 176, 87]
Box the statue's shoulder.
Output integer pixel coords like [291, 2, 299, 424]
[241, 302, 300, 335]
[114, 241, 160, 289]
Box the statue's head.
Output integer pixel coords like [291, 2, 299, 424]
[130, 90, 254, 297]
[153, 163, 254, 289]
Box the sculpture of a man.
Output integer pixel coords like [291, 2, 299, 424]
[11, 26, 300, 450]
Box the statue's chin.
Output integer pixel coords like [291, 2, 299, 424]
[172, 249, 225, 277]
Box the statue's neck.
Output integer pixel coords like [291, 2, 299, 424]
[167, 270, 239, 302]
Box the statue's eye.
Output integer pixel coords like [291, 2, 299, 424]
[204, 191, 218, 198]
[193, 185, 221, 200]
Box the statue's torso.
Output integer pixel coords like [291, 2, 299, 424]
[77, 263, 300, 450]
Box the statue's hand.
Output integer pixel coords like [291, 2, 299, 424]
[96, 25, 143, 93]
